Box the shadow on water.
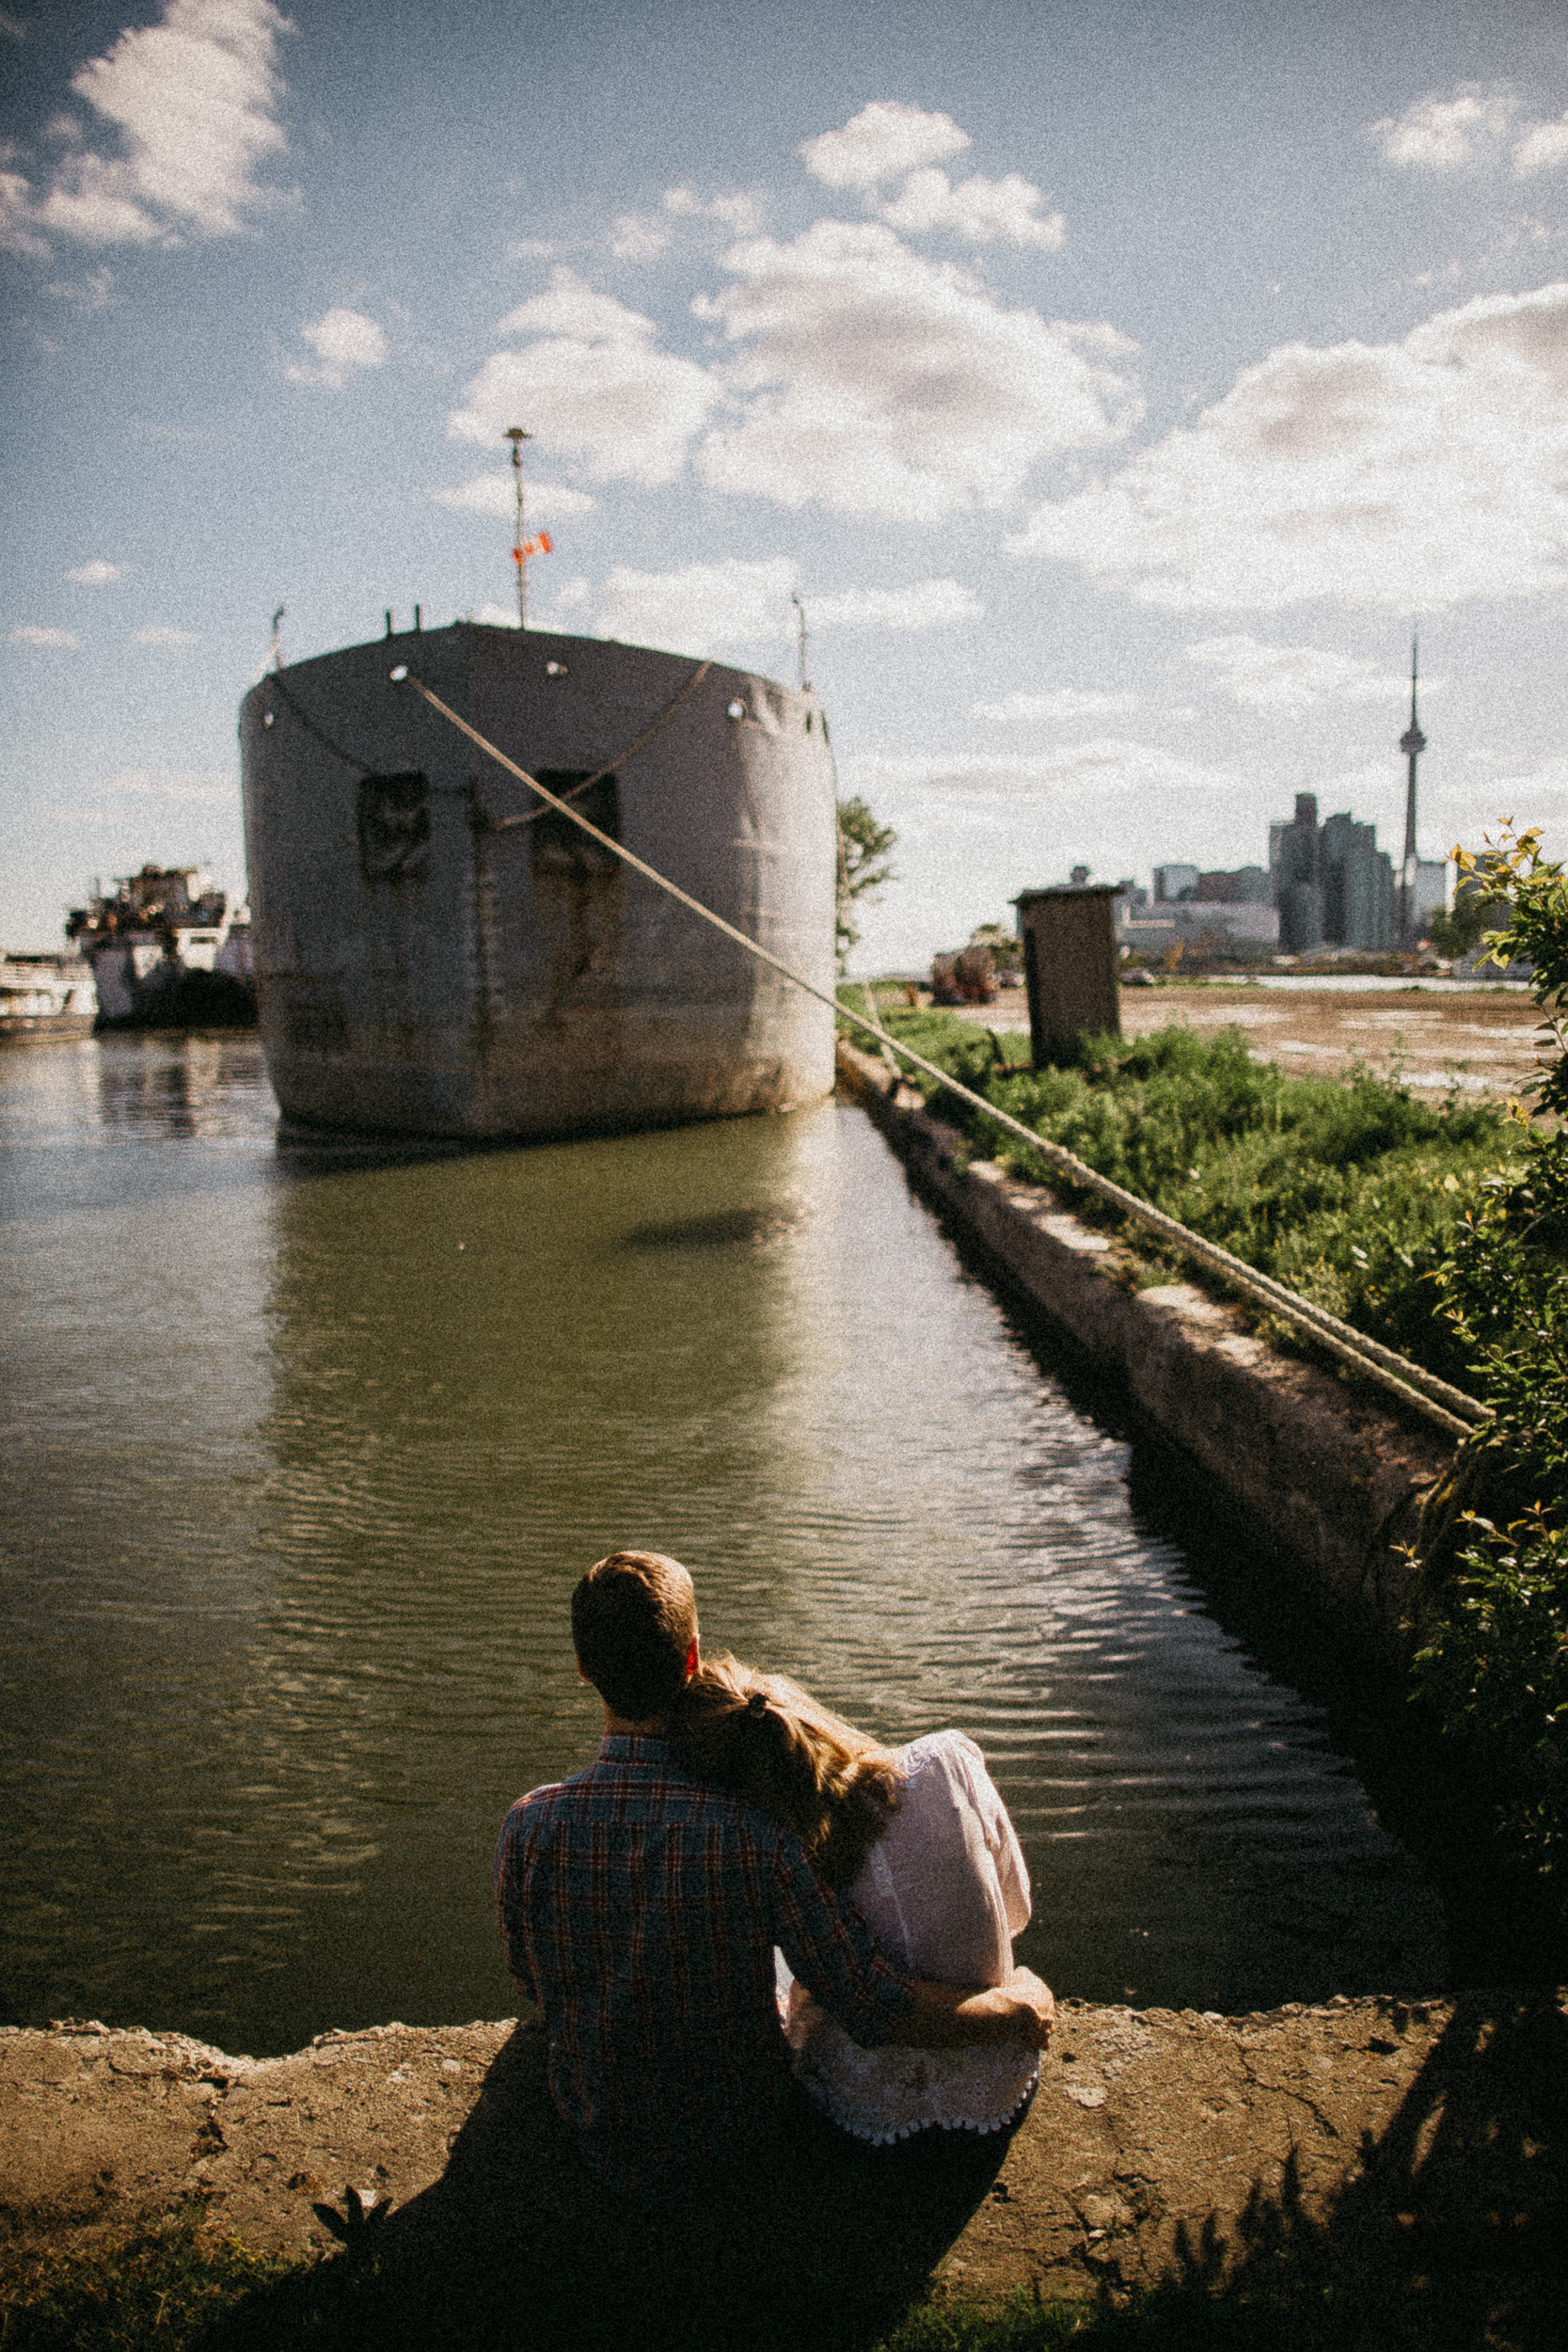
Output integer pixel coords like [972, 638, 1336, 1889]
[925, 1200, 1568, 2000]
[198, 1993, 1568, 2352]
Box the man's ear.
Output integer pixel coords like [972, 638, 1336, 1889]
[684, 1636, 700, 1680]
[577, 1657, 592, 1684]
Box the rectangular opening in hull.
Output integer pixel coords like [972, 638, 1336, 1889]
[531, 772, 620, 875]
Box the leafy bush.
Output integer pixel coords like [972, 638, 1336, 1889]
[1411, 828, 1568, 1889]
[849, 1006, 1514, 1391]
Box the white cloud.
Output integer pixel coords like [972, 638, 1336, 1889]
[610, 184, 763, 262]
[5, 0, 291, 255]
[67, 558, 124, 584]
[811, 578, 981, 630]
[800, 102, 969, 193]
[609, 212, 670, 262]
[584, 559, 981, 657]
[1370, 84, 1516, 170]
[594, 557, 796, 654]
[134, 624, 199, 645]
[877, 167, 1065, 251]
[973, 687, 1139, 723]
[9, 624, 78, 646]
[1009, 280, 1568, 609]
[432, 473, 596, 520]
[449, 267, 718, 487]
[285, 306, 387, 390]
[664, 185, 763, 236]
[846, 737, 1243, 803]
[696, 221, 1139, 521]
[1514, 114, 1568, 176]
[1183, 634, 1418, 709]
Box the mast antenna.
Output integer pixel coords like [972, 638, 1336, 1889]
[505, 426, 532, 628]
[791, 592, 810, 692]
[269, 604, 286, 672]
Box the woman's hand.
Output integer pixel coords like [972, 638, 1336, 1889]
[888, 1966, 1055, 2051]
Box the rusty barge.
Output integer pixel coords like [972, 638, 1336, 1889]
[239, 622, 838, 1143]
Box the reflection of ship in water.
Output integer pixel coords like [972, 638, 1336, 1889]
[239, 623, 837, 1143]
[66, 864, 255, 1030]
[0, 950, 98, 1040]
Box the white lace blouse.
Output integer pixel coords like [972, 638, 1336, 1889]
[781, 1728, 1038, 2144]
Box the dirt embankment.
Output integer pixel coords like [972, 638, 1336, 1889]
[3, 1989, 1563, 2337]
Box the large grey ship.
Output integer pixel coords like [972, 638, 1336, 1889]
[239, 621, 838, 1142]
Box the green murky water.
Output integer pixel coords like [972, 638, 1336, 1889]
[2, 1032, 1516, 2058]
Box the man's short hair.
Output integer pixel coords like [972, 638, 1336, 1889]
[572, 1551, 698, 1724]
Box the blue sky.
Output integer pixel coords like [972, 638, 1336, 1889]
[5, 0, 1568, 969]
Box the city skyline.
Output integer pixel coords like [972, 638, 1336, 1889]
[5, 1, 1568, 970]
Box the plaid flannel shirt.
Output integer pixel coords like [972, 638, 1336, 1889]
[494, 1734, 913, 2193]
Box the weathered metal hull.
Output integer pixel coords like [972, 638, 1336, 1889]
[239, 625, 838, 1141]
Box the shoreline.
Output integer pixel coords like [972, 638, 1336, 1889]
[834, 1038, 1454, 1663]
[8, 1989, 1562, 2318]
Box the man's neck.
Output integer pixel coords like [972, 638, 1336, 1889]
[602, 1707, 667, 1740]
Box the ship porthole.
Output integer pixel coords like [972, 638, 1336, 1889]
[262, 710, 275, 727]
[727, 699, 746, 722]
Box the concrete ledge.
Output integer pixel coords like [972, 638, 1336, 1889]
[5, 1993, 1564, 2337]
[836, 1040, 1454, 1661]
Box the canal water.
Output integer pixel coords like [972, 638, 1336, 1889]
[0, 1033, 1520, 2058]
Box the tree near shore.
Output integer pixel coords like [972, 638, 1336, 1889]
[835, 797, 897, 970]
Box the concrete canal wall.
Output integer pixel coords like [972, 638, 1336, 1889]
[835, 1040, 1454, 1665]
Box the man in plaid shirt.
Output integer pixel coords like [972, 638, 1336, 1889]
[495, 1551, 1054, 2197]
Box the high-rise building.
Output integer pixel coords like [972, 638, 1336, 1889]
[1269, 794, 1323, 950]
[1320, 812, 1394, 951]
[1153, 863, 1199, 903]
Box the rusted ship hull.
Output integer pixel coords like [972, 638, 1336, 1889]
[239, 624, 838, 1142]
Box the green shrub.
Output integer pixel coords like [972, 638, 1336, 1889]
[1411, 828, 1568, 1890]
[847, 1007, 1514, 1392]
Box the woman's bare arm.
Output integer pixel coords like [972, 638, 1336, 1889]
[882, 1966, 1055, 2051]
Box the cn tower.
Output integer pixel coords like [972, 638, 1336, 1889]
[1398, 635, 1426, 946]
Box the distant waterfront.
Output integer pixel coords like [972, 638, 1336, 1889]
[0, 1031, 1529, 2058]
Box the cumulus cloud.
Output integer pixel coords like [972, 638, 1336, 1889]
[811, 578, 981, 629]
[1370, 84, 1517, 169]
[973, 687, 1139, 723]
[1009, 281, 1568, 609]
[800, 102, 970, 193]
[134, 624, 200, 644]
[67, 558, 124, 584]
[878, 167, 1064, 250]
[589, 558, 980, 656]
[696, 221, 1139, 521]
[448, 268, 718, 487]
[800, 100, 1063, 251]
[2, 0, 291, 256]
[1184, 635, 1419, 709]
[610, 183, 763, 262]
[432, 473, 595, 520]
[9, 624, 78, 646]
[1514, 113, 1568, 176]
[1370, 82, 1568, 179]
[284, 306, 387, 390]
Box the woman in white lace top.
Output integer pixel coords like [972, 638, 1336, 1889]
[668, 1661, 1038, 2146]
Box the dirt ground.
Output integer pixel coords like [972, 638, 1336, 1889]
[932, 983, 1551, 1100]
[5, 1995, 1565, 2347]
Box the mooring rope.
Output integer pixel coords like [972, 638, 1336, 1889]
[485, 660, 713, 831]
[389, 661, 1487, 1440]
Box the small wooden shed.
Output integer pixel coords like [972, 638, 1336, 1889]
[1013, 885, 1123, 1067]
